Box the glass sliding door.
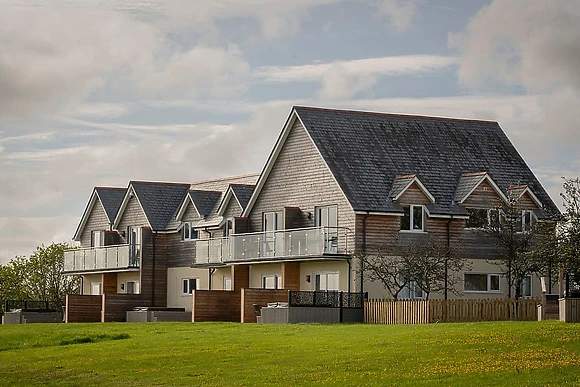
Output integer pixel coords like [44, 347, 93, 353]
[315, 205, 338, 253]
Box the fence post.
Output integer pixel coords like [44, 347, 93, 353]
[339, 291, 344, 323]
[287, 290, 292, 306]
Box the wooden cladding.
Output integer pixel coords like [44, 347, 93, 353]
[241, 289, 288, 323]
[231, 265, 250, 291]
[281, 262, 300, 291]
[192, 290, 241, 322]
[65, 295, 102, 323]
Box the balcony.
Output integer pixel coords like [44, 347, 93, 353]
[63, 244, 140, 273]
[195, 227, 350, 265]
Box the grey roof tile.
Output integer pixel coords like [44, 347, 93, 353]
[189, 190, 222, 217]
[230, 184, 255, 210]
[454, 173, 487, 203]
[294, 106, 559, 216]
[131, 181, 190, 231]
[95, 187, 126, 223]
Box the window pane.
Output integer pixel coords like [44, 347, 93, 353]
[327, 273, 339, 291]
[183, 279, 188, 294]
[263, 276, 276, 289]
[489, 275, 500, 291]
[521, 276, 532, 297]
[328, 206, 338, 228]
[467, 208, 487, 228]
[464, 274, 487, 291]
[413, 206, 423, 230]
[401, 206, 410, 230]
[184, 223, 190, 239]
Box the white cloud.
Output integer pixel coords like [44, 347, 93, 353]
[449, 0, 580, 92]
[375, 0, 420, 32]
[256, 55, 457, 83]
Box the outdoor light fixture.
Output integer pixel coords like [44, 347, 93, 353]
[306, 275, 311, 283]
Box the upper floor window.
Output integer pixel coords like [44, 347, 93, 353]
[263, 211, 283, 232]
[401, 205, 424, 231]
[182, 223, 198, 241]
[91, 230, 103, 247]
[315, 205, 338, 228]
[223, 219, 233, 237]
[466, 208, 501, 229]
[516, 210, 534, 233]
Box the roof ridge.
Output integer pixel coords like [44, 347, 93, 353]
[190, 189, 223, 194]
[130, 180, 190, 186]
[229, 183, 256, 187]
[294, 105, 499, 125]
[95, 186, 125, 190]
[190, 173, 260, 186]
[395, 174, 417, 180]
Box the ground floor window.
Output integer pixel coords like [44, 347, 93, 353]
[464, 273, 500, 293]
[399, 281, 424, 299]
[262, 275, 282, 289]
[521, 275, 532, 298]
[90, 282, 101, 295]
[125, 281, 139, 294]
[223, 277, 232, 291]
[314, 272, 339, 291]
[182, 278, 199, 295]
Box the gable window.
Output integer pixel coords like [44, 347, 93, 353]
[516, 210, 534, 233]
[464, 273, 500, 293]
[262, 275, 282, 290]
[466, 208, 502, 229]
[401, 205, 424, 231]
[182, 223, 198, 241]
[182, 278, 199, 295]
[91, 230, 103, 247]
[262, 211, 283, 232]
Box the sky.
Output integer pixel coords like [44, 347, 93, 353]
[0, 0, 579, 264]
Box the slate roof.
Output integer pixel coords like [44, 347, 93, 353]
[130, 181, 190, 231]
[294, 106, 559, 215]
[454, 172, 490, 203]
[189, 190, 222, 217]
[95, 187, 126, 223]
[230, 184, 255, 210]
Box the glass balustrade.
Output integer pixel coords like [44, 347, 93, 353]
[63, 244, 139, 272]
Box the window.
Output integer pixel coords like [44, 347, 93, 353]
[464, 273, 501, 292]
[262, 275, 282, 290]
[401, 205, 424, 231]
[315, 205, 338, 228]
[182, 278, 199, 295]
[466, 208, 502, 229]
[91, 230, 103, 247]
[90, 282, 101, 295]
[182, 223, 198, 241]
[126, 281, 139, 294]
[399, 281, 424, 299]
[314, 272, 340, 291]
[262, 212, 283, 232]
[516, 210, 534, 233]
[521, 275, 532, 298]
[223, 277, 232, 291]
[223, 219, 233, 237]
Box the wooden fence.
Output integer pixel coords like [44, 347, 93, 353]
[365, 298, 540, 324]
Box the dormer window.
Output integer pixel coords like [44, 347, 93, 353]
[516, 210, 534, 233]
[466, 208, 501, 229]
[401, 205, 424, 231]
[182, 222, 198, 241]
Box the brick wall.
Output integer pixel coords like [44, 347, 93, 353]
[241, 289, 289, 323]
[102, 294, 151, 322]
[65, 294, 102, 323]
[192, 290, 241, 322]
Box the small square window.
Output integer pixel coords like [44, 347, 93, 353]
[182, 278, 198, 295]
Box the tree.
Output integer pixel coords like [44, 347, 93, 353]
[0, 243, 81, 315]
[482, 188, 555, 299]
[358, 238, 468, 300]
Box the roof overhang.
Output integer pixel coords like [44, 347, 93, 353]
[391, 175, 436, 203]
[217, 185, 242, 217]
[458, 173, 509, 205]
[112, 184, 153, 230]
[175, 192, 201, 221]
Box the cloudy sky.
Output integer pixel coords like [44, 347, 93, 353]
[1, 0, 579, 263]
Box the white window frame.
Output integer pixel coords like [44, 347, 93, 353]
[223, 277, 232, 291]
[182, 278, 199, 295]
[90, 282, 102, 295]
[399, 281, 424, 299]
[91, 230, 104, 247]
[262, 211, 283, 232]
[261, 274, 282, 290]
[400, 205, 425, 232]
[313, 271, 340, 291]
[182, 222, 198, 241]
[516, 210, 535, 234]
[464, 273, 501, 293]
[521, 275, 533, 298]
[125, 281, 139, 294]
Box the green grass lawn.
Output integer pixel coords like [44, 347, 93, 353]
[0, 321, 579, 386]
